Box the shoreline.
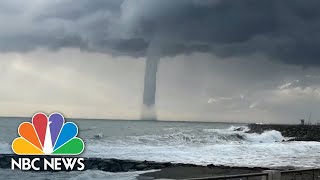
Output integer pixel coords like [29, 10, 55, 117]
[0, 154, 313, 179]
[0, 154, 275, 172]
[1, 124, 319, 179]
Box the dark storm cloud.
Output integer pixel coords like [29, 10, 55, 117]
[128, 0, 320, 66]
[36, 0, 123, 20]
[1, 0, 320, 65]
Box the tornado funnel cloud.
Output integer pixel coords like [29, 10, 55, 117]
[143, 57, 158, 106]
[141, 55, 159, 120]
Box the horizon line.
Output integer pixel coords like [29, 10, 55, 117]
[0, 115, 252, 124]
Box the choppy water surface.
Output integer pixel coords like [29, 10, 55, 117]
[1, 117, 320, 179]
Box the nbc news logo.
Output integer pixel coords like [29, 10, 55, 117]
[11, 112, 85, 171]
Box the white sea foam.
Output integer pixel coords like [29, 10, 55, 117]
[245, 130, 285, 143]
[69, 170, 159, 180]
[83, 126, 320, 168]
[0, 169, 158, 180]
[2, 121, 320, 169]
[204, 126, 285, 143]
[104, 126, 286, 146]
[85, 141, 320, 168]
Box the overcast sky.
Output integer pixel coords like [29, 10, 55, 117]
[1, 0, 320, 123]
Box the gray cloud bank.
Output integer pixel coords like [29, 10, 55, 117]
[1, 0, 320, 65]
[2, 0, 320, 123]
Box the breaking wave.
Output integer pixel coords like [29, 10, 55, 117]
[133, 126, 285, 145]
[84, 125, 320, 168]
[90, 125, 285, 146]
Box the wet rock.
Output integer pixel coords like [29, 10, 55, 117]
[135, 163, 149, 170]
[234, 127, 245, 131]
[0, 154, 271, 173]
[109, 162, 121, 172]
[122, 163, 135, 172]
[247, 124, 320, 142]
[0, 159, 9, 168]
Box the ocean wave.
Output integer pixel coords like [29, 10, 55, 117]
[85, 126, 315, 168]
[107, 126, 286, 146]
[203, 125, 250, 133]
[109, 132, 244, 146]
[245, 130, 285, 143]
[84, 141, 320, 168]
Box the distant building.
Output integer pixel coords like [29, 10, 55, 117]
[300, 119, 305, 125]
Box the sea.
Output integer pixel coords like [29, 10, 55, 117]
[1, 117, 320, 179]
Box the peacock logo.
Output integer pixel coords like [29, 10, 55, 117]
[12, 112, 84, 155]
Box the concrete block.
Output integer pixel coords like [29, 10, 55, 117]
[263, 170, 281, 180]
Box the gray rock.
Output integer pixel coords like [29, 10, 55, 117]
[109, 163, 121, 172]
[135, 163, 149, 170]
[122, 163, 135, 172]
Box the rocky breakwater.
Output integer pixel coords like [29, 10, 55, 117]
[0, 154, 176, 172]
[0, 154, 269, 173]
[247, 124, 320, 141]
